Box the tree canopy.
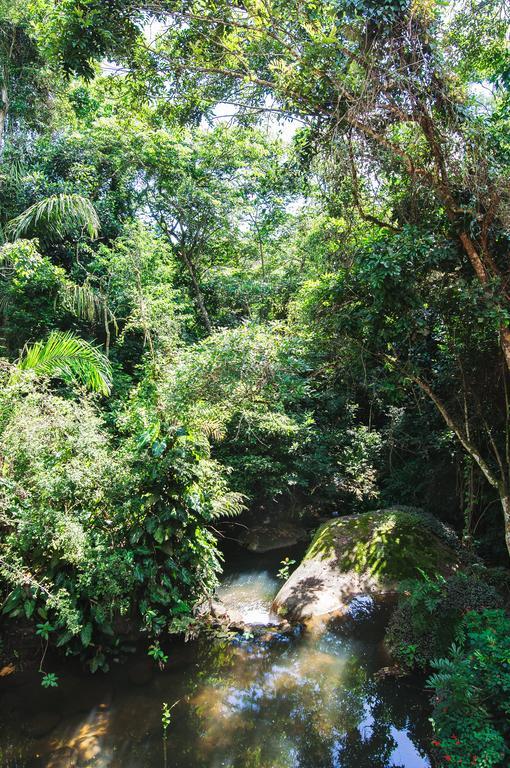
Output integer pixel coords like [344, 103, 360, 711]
[1, 5, 510, 739]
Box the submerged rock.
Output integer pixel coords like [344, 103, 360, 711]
[272, 508, 460, 622]
[374, 664, 407, 680]
[240, 523, 307, 552]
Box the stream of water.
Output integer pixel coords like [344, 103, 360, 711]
[0, 545, 432, 768]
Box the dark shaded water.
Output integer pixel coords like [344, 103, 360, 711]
[0, 546, 432, 768]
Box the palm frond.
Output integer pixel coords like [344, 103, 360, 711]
[14, 331, 112, 395]
[0, 287, 10, 312]
[0, 244, 13, 272]
[0, 157, 27, 195]
[5, 194, 100, 241]
[60, 281, 117, 331]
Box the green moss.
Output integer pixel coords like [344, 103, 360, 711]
[305, 509, 456, 583]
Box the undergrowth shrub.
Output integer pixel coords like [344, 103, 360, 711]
[0, 375, 243, 673]
[386, 571, 502, 669]
[427, 609, 510, 768]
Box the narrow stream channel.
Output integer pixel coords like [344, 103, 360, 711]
[0, 545, 432, 768]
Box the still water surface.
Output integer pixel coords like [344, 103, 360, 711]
[0, 546, 432, 768]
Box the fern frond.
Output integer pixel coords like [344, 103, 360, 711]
[6, 194, 100, 241]
[14, 331, 112, 395]
[211, 491, 245, 520]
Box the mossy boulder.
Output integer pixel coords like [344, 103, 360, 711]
[272, 508, 461, 622]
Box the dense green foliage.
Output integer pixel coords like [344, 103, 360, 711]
[387, 573, 510, 765]
[386, 570, 503, 669]
[0, 5, 510, 755]
[428, 610, 510, 767]
[0, 370, 242, 670]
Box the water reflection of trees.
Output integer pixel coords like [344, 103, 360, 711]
[0, 629, 431, 768]
[175, 632, 431, 768]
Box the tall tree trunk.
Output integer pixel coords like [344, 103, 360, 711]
[499, 326, 510, 373]
[179, 250, 212, 334]
[501, 493, 510, 560]
[405, 369, 510, 559]
[354, 114, 510, 375]
[0, 82, 8, 156]
[458, 231, 510, 373]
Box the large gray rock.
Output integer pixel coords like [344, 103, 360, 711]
[272, 508, 460, 622]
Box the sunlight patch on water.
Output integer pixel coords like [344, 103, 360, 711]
[45, 705, 113, 768]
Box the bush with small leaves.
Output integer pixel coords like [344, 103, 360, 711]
[386, 571, 502, 669]
[427, 609, 510, 768]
